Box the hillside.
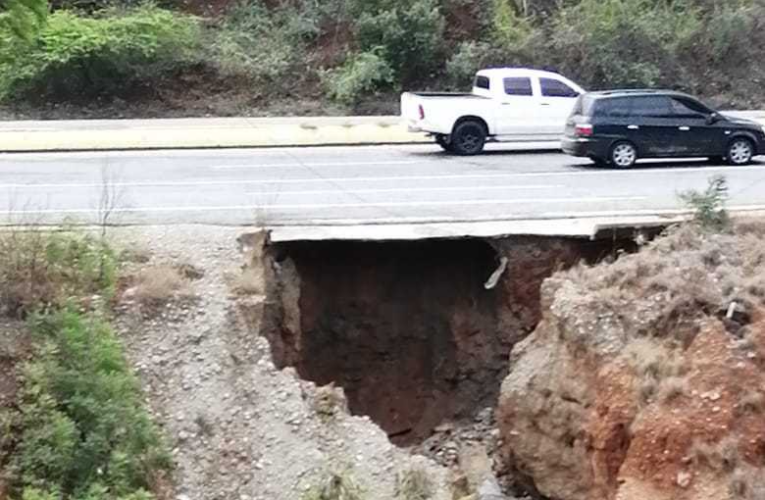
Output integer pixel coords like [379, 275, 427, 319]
[1, 0, 764, 119]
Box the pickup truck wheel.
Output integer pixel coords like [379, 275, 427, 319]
[451, 121, 486, 156]
[435, 134, 454, 153]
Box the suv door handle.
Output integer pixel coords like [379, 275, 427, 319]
[627, 125, 639, 130]
[679, 126, 691, 131]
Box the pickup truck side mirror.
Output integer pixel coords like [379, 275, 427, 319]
[706, 112, 720, 125]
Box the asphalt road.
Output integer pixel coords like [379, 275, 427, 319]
[0, 143, 764, 231]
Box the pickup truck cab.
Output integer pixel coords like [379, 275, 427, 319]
[401, 68, 584, 155]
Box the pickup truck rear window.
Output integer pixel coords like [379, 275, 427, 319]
[504, 77, 533, 96]
[475, 76, 490, 90]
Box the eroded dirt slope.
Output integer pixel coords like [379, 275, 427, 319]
[112, 227, 453, 500]
[498, 223, 765, 500]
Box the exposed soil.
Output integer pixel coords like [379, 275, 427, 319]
[497, 223, 765, 500]
[264, 236, 635, 449]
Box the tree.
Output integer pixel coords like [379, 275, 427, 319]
[0, 0, 47, 41]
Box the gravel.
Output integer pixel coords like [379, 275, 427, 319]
[109, 225, 452, 500]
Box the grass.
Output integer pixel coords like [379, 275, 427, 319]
[560, 221, 765, 347]
[126, 264, 193, 308]
[302, 469, 366, 500]
[0, 229, 117, 319]
[313, 384, 346, 423]
[395, 468, 433, 500]
[689, 436, 740, 472]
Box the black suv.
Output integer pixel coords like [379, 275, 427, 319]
[561, 90, 765, 168]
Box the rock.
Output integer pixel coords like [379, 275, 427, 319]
[676, 471, 692, 488]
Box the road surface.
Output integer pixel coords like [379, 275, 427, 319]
[0, 143, 764, 238]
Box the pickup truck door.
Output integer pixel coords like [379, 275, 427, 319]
[537, 77, 582, 136]
[495, 77, 542, 138]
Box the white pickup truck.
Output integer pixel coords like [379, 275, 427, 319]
[401, 68, 585, 155]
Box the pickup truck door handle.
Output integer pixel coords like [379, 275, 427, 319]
[627, 125, 639, 130]
[679, 126, 691, 131]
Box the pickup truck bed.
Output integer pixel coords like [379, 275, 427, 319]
[406, 92, 488, 99]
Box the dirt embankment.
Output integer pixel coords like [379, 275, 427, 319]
[498, 223, 765, 500]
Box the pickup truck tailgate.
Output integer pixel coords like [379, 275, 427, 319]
[400, 92, 422, 122]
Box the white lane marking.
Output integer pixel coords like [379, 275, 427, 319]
[3, 196, 645, 215]
[0, 178, 561, 191]
[210, 160, 420, 169]
[244, 184, 563, 196]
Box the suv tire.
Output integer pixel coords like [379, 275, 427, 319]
[435, 134, 454, 153]
[451, 121, 487, 156]
[726, 138, 754, 166]
[609, 141, 638, 168]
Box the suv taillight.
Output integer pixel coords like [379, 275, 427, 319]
[575, 124, 593, 137]
[418, 105, 425, 120]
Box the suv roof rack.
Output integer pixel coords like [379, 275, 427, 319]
[589, 89, 680, 97]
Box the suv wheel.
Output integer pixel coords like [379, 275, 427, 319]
[610, 141, 638, 168]
[726, 138, 754, 165]
[435, 134, 454, 153]
[451, 121, 486, 156]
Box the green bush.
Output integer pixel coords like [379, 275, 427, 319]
[680, 175, 730, 232]
[0, 0, 46, 41]
[0, 230, 118, 318]
[355, 0, 445, 86]
[0, 5, 201, 101]
[323, 50, 394, 104]
[540, 0, 701, 89]
[445, 41, 494, 88]
[206, 1, 319, 85]
[10, 310, 171, 499]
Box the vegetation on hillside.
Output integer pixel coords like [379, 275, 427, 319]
[0, 231, 172, 500]
[1, 0, 764, 115]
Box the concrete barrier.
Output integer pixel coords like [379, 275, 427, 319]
[0, 116, 429, 152]
[0, 111, 762, 152]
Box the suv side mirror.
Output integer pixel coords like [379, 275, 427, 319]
[706, 112, 720, 125]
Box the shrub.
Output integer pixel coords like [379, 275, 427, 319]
[355, 0, 445, 86]
[541, 0, 701, 89]
[0, 6, 201, 101]
[0, 0, 46, 41]
[206, 1, 318, 86]
[9, 310, 171, 499]
[0, 230, 118, 318]
[445, 41, 492, 88]
[679, 175, 730, 232]
[302, 469, 365, 500]
[128, 264, 192, 307]
[395, 467, 433, 500]
[323, 50, 394, 104]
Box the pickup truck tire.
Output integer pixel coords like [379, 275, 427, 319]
[451, 121, 487, 156]
[435, 134, 454, 153]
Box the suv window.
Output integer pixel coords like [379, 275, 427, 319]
[670, 97, 710, 117]
[475, 75, 490, 90]
[504, 77, 533, 96]
[596, 97, 632, 118]
[540, 78, 579, 98]
[632, 96, 672, 117]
